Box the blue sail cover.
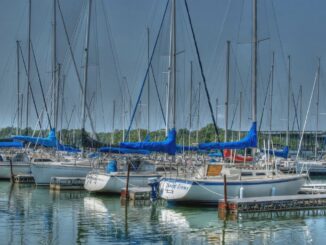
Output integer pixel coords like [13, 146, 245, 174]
[99, 146, 150, 155]
[268, 146, 289, 159]
[176, 145, 198, 153]
[0, 141, 23, 148]
[120, 128, 176, 155]
[13, 128, 80, 152]
[199, 122, 257, 150]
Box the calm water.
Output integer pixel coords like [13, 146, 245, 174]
[0, 180, 326, 245]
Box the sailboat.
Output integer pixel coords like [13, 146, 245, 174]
[159, 0, 307, 205]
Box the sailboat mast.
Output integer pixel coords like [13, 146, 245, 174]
[239, 92, 242, 140]
[52, 0, 58, 130]
[111, 100, 115, 145]
[252, 0, 257, 124]
[16, 41, 20, 135]
[269, 52, 275, 142]
[315, 57, 320, 159]
[215, 98, 218, 141]
[147, 27, 150, 134]
[188, 61, 193, 147]
[196, 82, 201, 144]
[225, 40, 230, 142]
[81, 0, 92, 142]
[286, 55, 291, 146]
[26, 0, 31, 134]
[166, 0, 176, 136]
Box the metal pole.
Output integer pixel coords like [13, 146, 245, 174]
[225, 40, 230, 142]
[147, 27, 150, 134]
[81, 0, 92, 153]
[269, 52, 275, 142]
[315, 58, 320, 160]
[189, 61, 193, 147]
[52, 0, 57, 129]
[16, 41, 20, 135]
[112, 100, 115, 145]
[286, 55, 291, 146]
[196, 82, 201, 144]
[239, 92, 242, 140]
[26, 0, 32, 134]
[251, 0, 257, 154]
[215, 98, 218, 142]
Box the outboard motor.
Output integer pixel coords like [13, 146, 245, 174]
[148, 177, 160, 202]
[106, 160, 117, 173]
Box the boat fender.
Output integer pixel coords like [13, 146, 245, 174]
[148, 177, 160, 202]
[239, 186, 244, 199]
[106, 160, 118, 173]
[271, 186, 276, 196]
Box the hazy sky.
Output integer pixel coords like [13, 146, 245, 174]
[0, 0, 326, 133]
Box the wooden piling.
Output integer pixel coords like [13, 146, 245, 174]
[9, 159, 14, 183]
[124, 160, 131, 199]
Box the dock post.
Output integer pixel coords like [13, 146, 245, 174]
[9, 159, 14, 183]
[224, 174, 227, 209]
[125, 158, 131, 199]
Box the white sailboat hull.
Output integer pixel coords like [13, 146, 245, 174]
[296, 161, 326, 175]
[84, 172, 161, 193]
[159, 175, 307, 205]
[31, 163, 93, 185]
[0, 162, 31, 179]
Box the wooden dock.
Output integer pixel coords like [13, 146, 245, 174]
[50, 177, 85, 190]
[218, 194, 326, 213]
[121, 187, 151, 200]
[13, 175, 35, 184]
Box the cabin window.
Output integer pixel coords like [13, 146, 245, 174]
[33, 158, 53, 162]
[241, 172, 253, 176]
[256, 172, 266, 176]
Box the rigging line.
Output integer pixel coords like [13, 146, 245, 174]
[296, 67, 318, 162]
[124, 0, 169, 142]
[57, 0, 98, 139]
[18, 43, 43, 132]
[258, 68, 272, 134]
[184, 0, 219, 138]
[150, 65, 166, 125]
[291, 92, 300, 132]
[30, 42, 52, 130]
[230, 99, 239, 130]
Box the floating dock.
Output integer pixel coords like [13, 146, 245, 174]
[13, 175, 35, 184]
[121, 187, 151, 200]
[50, 177, 85, 190]
[218, 194, 326, 213]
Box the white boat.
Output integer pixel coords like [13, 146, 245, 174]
[0, 153, 31, 179]
[299, 183, 326, 194]
[159, 165, 307, 205]
[296, 160, 326, 175]
[84, 160, 171, 193]
[31, 157, 93, 185]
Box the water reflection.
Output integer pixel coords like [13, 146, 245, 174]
[0, 181, 325, 244]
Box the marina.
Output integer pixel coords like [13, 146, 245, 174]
[0, 0, 326, 244]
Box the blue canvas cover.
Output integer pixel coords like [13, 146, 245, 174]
[13, 129, 59, 147]
[13, 128, 80, 152]
[208, 151, 223, 157]
[99, 146, 150, 155]
[0, 141, 23, 148]
[268, 146, 289, 159]
[120, 128, 176, 155]
[199, 122, 257, 150]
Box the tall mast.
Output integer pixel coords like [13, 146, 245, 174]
[26, 0, 32, 134]
[225, 40, 230, 142]
[269, 52, 275, 142]
[111, 100, 115, 145]
[188, 61, 193, 147]
[239, 92, 242, 140]
[215, 98, 218, 141]
[56, 63, 61, 132]
[165, 0, 176, 136]
[286, 55, 291, 146]
[315, 57, 320, 159]
[147, 27, 150, 134]
[81, 0, 92, 144]
[196, 82, 201, 144]
[52, 0, 57, 130]
[16, 41, 20, 135]
[252, 0, 257, 124]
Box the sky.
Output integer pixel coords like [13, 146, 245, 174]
[0, 0, 326, 134]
